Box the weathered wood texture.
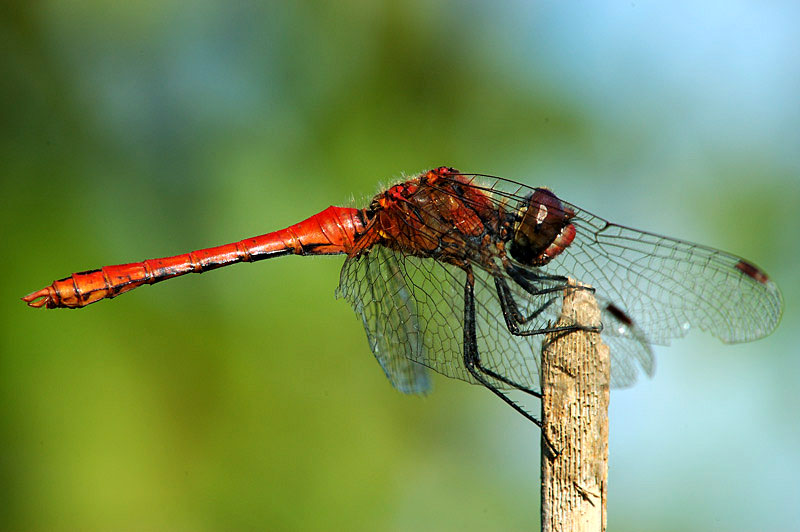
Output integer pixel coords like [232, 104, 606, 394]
[541, 282, 610, 532]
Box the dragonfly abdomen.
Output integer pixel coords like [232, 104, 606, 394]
[23, 206, 366, 309]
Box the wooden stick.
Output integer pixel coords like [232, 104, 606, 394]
[540, 281, 610, 532]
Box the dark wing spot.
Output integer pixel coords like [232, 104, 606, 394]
[735, 260, 769, 284]
[606, 303, 634, 326]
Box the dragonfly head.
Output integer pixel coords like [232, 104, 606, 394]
[509, 188, 576, 266]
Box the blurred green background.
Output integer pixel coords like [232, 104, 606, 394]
[2, 2, 798, 531]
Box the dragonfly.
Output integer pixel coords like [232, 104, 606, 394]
[22, 167, 783, 426]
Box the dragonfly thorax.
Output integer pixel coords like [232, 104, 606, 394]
[364, 170, 502, 266]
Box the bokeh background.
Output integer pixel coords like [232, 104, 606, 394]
[2, 2, 798, 530]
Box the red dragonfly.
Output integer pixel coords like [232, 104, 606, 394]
[23, 167, 783, 426]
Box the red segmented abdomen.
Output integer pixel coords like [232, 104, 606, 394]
[22, 206, 366, 309]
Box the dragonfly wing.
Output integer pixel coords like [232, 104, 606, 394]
[470, 264, 557, 390]
[338, 244, 648, 391]
[336, 247, 431, 395]
[543, 208, 783, 346]
[498, 262, 653, 388]
[452, 174, 782, 348]
[339, 247, 566, 392]
[595, 296, 655, 387]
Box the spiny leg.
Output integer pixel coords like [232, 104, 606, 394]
[490, 271, 604, 399]
[504, 263, 570, 296]
[494, 274, 559, 335]
[452, 274, 547, 398]
[504, 262, 601, 314]
[501, 266, 602, 337]
[495, 274, 593, 337]
[461, 267, 546, 425]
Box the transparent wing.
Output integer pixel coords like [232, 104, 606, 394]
[498, 261, 655, 388]
[338, 248, 534, 391]
[594, 295, 655, 387]
[444, 174, 782, 347]
[335, 247, 431, 395]
[337, 246, 645, 391]
[549, 207, 783, 346]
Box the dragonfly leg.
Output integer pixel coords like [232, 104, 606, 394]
[462, 268, 545, 423]
[539, 323, 603, 353]
[494, 275, 559, 335]
[497, 268, 602, 337]
[507, 267, 596, 312]
[496, 293, 595, 338]
[504, 263, 571, 297]
[475, 365, 542, 399]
